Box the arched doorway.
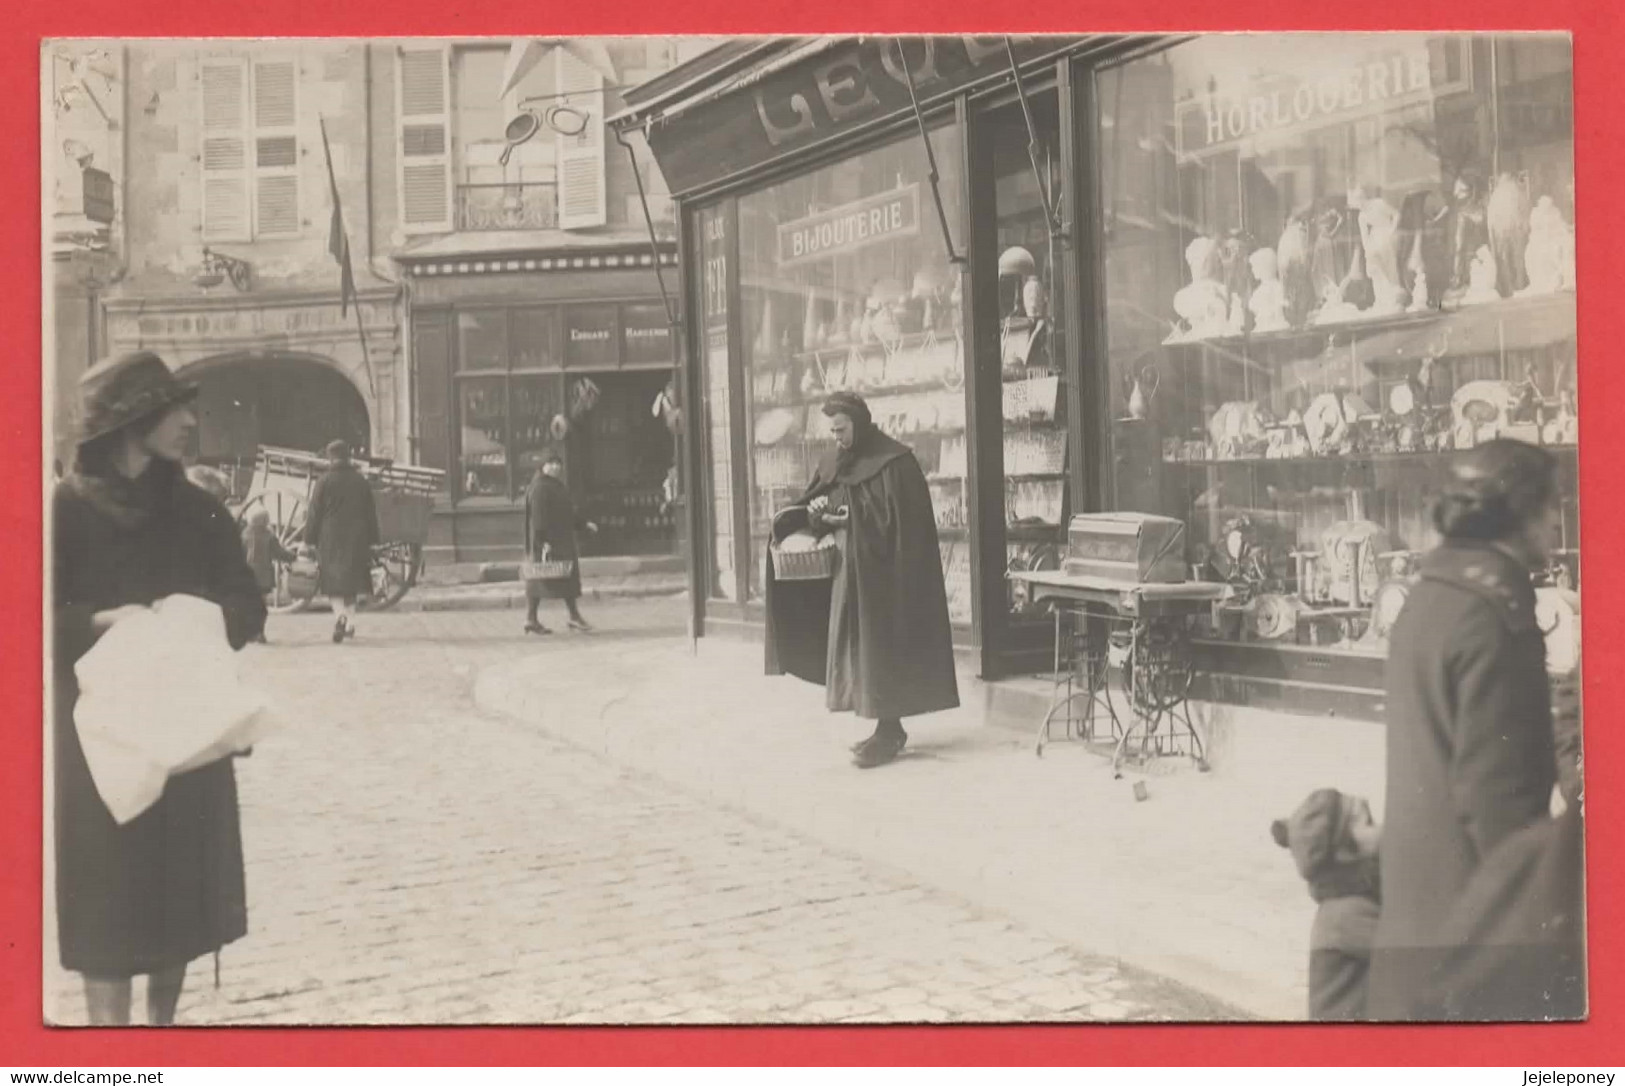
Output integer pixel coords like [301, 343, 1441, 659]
[182, 353, 370, 465]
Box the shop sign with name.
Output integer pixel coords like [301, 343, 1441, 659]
[1175, 43, 1472, 160]
[777, 185, 920, 268]
[623, 303, 674, 365]
[565, 305, 619, 368]
[646, 36, 1070, 196]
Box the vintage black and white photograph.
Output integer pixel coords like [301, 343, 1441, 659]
[44, 33, 1584, 1027]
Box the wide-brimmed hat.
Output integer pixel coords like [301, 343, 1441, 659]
[77, 351, 198, 446]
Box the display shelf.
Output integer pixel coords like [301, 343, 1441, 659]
[1162, 444, 1579, 469]
[752, 377, 964, 409]
[1160, 291, 1577, 359]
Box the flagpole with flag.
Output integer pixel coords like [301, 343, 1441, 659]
[319, 115, 377, 404]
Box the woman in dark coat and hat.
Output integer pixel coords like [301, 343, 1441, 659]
[765, 391, 960, 768]
[304, 439, 380, 643]
[522, 452, 598, 634]
[1368, 438, 1569, 1019]
[52, 351, 266, 1024]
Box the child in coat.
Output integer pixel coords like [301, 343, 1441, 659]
[240, 508, 294, 642]
[1271, 788, 1383, 1020]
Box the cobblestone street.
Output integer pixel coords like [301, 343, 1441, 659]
[46, 601, 1237, 1025]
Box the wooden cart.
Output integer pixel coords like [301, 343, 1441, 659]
[232, 445, 444, 614]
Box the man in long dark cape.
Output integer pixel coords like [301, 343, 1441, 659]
[765, 392, 959, 767]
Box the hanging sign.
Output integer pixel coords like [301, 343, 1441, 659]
[776, 185, 921, 268]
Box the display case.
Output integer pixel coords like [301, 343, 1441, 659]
[1098, 34, 1579, 677]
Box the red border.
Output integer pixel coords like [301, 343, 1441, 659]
[6, 1, 1622, 1066]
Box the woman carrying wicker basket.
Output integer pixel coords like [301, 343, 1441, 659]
[522, 453, 597, 634]
[765, 391, 959, 768]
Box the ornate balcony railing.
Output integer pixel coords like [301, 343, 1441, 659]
[455, 182, 559, 231]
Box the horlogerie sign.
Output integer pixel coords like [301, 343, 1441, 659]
[777, 185, 921, 268]
[1174, 41, 1472, 160]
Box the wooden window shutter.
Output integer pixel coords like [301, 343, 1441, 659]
[252, 60, 299, 236]
[554, 50, 606, 230]
[199, 57, 250, 242]
[398, 46, 451, 233]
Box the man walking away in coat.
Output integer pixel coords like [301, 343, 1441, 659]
[523, 453, 597, 635]
[304, 439, 379, 643]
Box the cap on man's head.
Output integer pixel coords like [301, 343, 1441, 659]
[325, 439, 352, 462]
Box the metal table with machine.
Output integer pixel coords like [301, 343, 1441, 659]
[1009, 513, 1231, 772]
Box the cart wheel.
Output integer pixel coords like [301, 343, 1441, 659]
[237, 492, 313, 615]
[363, 542, 422, 611]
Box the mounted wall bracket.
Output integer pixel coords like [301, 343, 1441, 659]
[892, 40, 967, 265]
[1004, 37, 1067, 247]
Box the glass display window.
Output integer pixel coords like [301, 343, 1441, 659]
[735, 124, 969, 620]
[698, 202, 739, 602]
[457, 376, 509, 497]
[984, 92, 1072, 634]
[457, 309, 508, 372]
[512, 307, 562, 370]
[1097, 33, 1577, 660]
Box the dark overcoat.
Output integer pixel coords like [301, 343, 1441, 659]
[1367, 540, 1556, 1019]
[52, 461, 266, 976]
[305, 462, 379, 598]
[524, 472, 583, 600]
[1415, 803, 1586, 1020]
[765, 429, 959, 721]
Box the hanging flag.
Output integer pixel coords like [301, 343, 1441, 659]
[319, 116, 357, 318]
[497, 37, 617, 101]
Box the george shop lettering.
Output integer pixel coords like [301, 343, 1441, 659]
[755, 36, 1011, 149]
[1199, 54, 1433, 149]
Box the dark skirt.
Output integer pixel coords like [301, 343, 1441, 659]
[53, 682, 247, 977]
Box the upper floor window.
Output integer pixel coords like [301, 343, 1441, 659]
[199, 56, 299, 242]
[399, 41, 607, 235]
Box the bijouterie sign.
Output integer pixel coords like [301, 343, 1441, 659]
[777, 185, 921, 267]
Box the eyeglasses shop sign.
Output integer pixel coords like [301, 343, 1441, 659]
[777, 185, 920, 269]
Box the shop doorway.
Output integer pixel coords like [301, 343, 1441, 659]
[183, 353, 371, 483]
[565, 369, 680, 557]
[971, 88, 1072, 677]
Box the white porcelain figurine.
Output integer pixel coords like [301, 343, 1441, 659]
[1167, 236, 1231, 343]
[1520, 196, 1576, 296]
[1248, 248, 1290, 333]
[1360, 196, 1409, 315]
[1462, 245, 1502, 306]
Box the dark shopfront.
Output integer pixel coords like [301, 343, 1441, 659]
[400, 246, 684, 564]
[617, 34, 1580, 720]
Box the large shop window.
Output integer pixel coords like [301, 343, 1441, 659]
[737, 126, 971, 620]
[1097, 34, 1578, 662]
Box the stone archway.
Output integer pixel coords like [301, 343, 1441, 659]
[179, 352, 371, 463]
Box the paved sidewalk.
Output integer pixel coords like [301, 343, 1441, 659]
[477, 637, 1390, 1020]
[45, 604, 1234, 1026]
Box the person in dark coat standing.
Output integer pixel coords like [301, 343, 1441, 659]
[303, 439, 379, 644]
[52, 351, 266, 1025]
[765, 391, 960, 768]
[523, 452, 597, 634]
[1368, 439, 1566, 1019]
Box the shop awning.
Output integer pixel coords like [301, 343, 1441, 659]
[612, 35, 1170, 198]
